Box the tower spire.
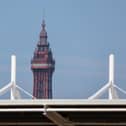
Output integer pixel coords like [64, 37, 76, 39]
[39, 19, 47, 45]
[31, 18, 55, 99]
[40, 8, 46, 38]
[40, 19, 47, 42]
[42, 19, 46, 30]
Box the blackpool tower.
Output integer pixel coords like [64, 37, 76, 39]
[31, 20, 55, 99]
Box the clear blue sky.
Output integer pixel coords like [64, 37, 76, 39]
[0, 0, 126, 98]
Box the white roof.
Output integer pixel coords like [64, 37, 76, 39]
[0, 99, 126, 106]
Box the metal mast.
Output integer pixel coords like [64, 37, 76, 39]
[88, 54, 126, 100]
[0, 55, 33, 100]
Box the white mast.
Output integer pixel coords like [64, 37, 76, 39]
[109, 54, 114, 83]
[0, 55, 33, 99]
[108, 54, 115, 100]
[88, 54, 126, 100]
[10, 55, 16, 100]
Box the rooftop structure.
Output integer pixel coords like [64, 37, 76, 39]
[0, 99, 126, 125]
[0, 54, 125, 125]
[88, 54, 126, 99]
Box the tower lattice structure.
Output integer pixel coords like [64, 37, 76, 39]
[31, 20, 55, 99]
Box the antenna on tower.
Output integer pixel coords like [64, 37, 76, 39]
[88, 54, 126, 100]
[0, 55, 34, 100]
[41, 8, 46, 30]
[43, 8, 46, 20]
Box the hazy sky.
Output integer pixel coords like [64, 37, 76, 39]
[0, 0, 126, 99]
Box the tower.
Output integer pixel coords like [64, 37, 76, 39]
[31, 20, 55, 99]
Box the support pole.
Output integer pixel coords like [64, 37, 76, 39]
[0, 55, 33, 99]
[88, 83, 110, 100]
[109, 54, 114, 84]
[108, 54, 115, 100]
[11, 55, 16, 83]
[88, 54, 118, 100]
[10, 55, 16, 100]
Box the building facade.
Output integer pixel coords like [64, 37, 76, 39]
[31, 20, 55, 99]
